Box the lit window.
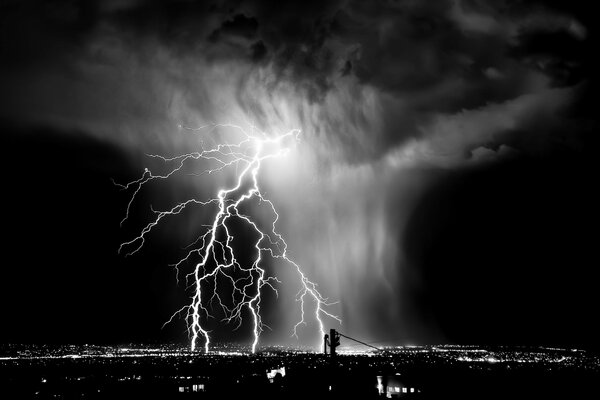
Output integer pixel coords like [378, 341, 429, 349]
[410, 388, 415, 393]
[402, 387, 407, 393]
[395, 387, 400, 392]
[178, 387, 184, 393]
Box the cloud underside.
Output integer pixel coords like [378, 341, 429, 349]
[0, 0, 592, 168]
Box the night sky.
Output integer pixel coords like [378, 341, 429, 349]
[0, 0, 598, 351]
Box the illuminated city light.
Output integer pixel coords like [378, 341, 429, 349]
[267, 366, 286, 381]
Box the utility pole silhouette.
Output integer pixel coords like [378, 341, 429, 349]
[329, 329, 341, 357]
[325, 329, 380, 357]
[325, 329, 381, 395]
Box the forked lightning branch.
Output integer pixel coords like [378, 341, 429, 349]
[115, 124, 340, 353]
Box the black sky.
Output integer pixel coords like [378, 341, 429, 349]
[0, 0, 598, 350]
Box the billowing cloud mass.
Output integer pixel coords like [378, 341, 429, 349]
[1, 0, 596, 346]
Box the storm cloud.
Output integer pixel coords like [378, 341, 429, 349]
[1, 0, 597, 347]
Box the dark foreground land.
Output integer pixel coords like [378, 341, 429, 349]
[1, 344, 598, 399]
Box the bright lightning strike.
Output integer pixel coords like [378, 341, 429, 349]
[116, 123, 340, 353]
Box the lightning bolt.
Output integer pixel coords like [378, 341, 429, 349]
[116, 123, 340, 353]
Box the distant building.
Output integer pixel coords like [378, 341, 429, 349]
[377, 374, 420, 398]
[266, 366, 286, 383]
[177, 383, 205, 393]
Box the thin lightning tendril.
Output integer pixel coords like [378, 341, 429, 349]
[116, 123, 340, 353]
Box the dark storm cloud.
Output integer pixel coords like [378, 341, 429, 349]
[1, 0, 596, 347]
[211, 14, 258, 40]
[1, 0, 593, 161]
